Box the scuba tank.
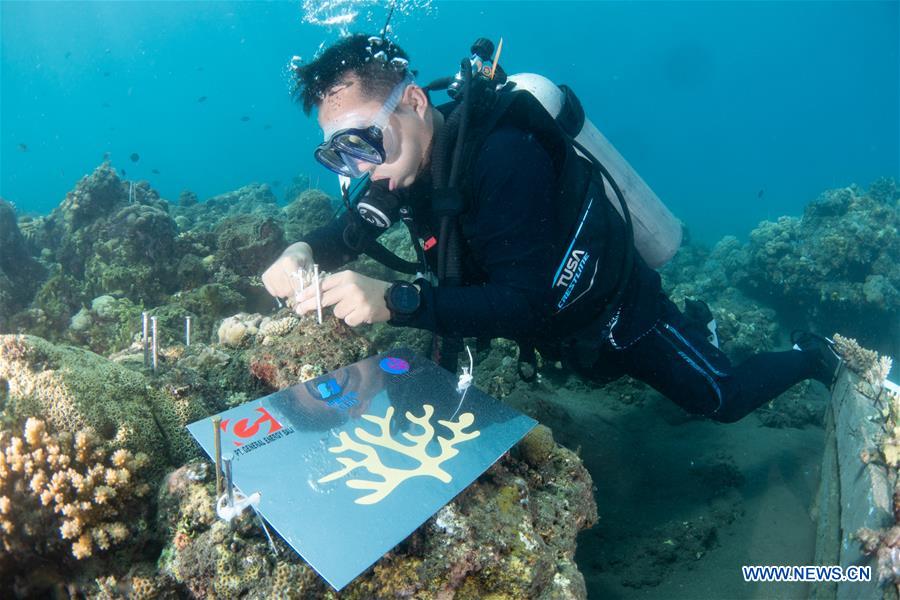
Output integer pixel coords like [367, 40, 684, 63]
[506, 73, 682, 269]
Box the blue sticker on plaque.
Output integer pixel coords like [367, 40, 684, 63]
[186, 348, 537, 591]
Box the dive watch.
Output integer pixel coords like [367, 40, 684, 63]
[385, 281, 421, 323]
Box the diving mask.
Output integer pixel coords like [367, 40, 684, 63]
[314, 74, 414, 178]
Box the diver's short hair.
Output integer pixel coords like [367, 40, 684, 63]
[292, 34, 413, 115]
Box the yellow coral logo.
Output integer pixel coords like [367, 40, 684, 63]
[318, 404, 480, 505]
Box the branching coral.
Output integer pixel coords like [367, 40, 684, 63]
[855, 527, 900, 583]
[258, 316, 299, 345]
[319, 405, 481, 504]
[834, 333, 893, 394]
[849, 337, 900, 584]
[0, 418, 150, 563]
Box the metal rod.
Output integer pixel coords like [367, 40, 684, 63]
[212, 416, 223, 499]
[151, 316, 159, 371]
[223, 455, 235, 508]
[313, 264, 322, 324]
[142, 312, 149, 367]
[185, 316, 192, 346]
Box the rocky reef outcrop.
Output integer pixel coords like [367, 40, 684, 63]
[147, 423, 595, 599]
[3, 159, 898, 597]
[0, 317, 599, 597]
[0, 199, 46, 332]
[739, 179, 899, 356]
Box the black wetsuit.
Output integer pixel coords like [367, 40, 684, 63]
[304, 126, 822, 423]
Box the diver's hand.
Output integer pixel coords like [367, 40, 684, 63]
[261, 242, 314, 300]
[295, 270, 391, 327]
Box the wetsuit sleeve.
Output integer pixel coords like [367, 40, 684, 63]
[400, 127, 558, 338]
[300, 210, 365, 272]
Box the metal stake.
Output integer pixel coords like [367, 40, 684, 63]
[151, 316, 159, 371]
[185, 316, 192, 346]
[313, 264, 322, 324]
[141, 312, 149, 367]
[212, 416, 223, 499]
[223, 455, 235, 508]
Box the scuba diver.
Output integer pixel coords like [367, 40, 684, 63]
[262, 33, 842, 423]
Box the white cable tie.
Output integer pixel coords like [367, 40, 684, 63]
[216, 489, 261, 522]
[457, 344, 474, 393]
[451, 345, 475, 419]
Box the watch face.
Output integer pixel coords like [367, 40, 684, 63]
[391, 283, 419, 314]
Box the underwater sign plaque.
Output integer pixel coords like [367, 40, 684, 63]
[186, 348, 537, 591]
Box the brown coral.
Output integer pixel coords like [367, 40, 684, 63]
[0, 417, 149, 566]
[835, 333, 893, 388]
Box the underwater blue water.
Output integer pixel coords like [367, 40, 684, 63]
[1, 1, 897, 245]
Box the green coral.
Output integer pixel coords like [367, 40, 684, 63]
[67, 295, 144, 355]
[213, 214, 285, 277]
[0, 334, 200, 477]
[282, 189, 334, 243]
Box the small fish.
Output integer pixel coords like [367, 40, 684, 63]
[103, 71, 110, 77]
[152, 169, 160, 174]
[263, 123, 272, 130]
[64, 51, 72, 59]
[101, 102, 110, 108]
[240, 115, 251, 122]
[757, 189, 765, 199]
[17, 143, 28, 152]
[198, 95, 208, 103]
[130, 153, 140, 163]
[196, 66, 205, 72]
[103, 151, 110, 160]
[121, 169, 127, 177]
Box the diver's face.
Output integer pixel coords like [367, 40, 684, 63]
[317, 73, 431, 191]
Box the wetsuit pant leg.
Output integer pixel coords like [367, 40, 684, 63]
[600, 298, 821, 423]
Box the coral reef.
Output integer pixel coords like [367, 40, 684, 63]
[737, 180, 900, 355]
[217, 312, 264, 348]
[172, 183, 281, 233]
[282, 188, 334, 243]
[3, 167, 309, 351]
[834, 333, 893, 392]
[213, 214, 284, 278]
[44, 167, 178, 303]
[8, 158, 896, 596]
[0, 334, 201, 475]
[66, 294, 144, 356]
[0, 199, 46, 332]
[854, 526, 900, 585]
[0, 417, 157, 594]
[244, 310, 372, 390]
[153, 423, 596, 598]
[841, 336, 900, 585]
[0, 419, 149, 559]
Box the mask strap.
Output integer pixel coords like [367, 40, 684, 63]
[370, 74, 415, 130]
